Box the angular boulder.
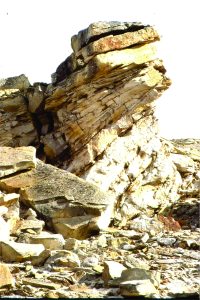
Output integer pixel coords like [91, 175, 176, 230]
[0, 147, 114, 239]
[0, 146, 36, 178]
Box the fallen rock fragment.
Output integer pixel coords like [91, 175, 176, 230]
[0, 241, 45, 262]
[0, 263, 14, 288]
[44, 250, 80, 269]
[102, 261, 127, 286]
[0, 159, 114, 238]
[15, 219, 45, 235]
[120, 279, 158, 297]
[29, 231, 65, 250]
[166, 279, 199, 298]
[22, 278, 60, 290]
[0, 146, 36, 178]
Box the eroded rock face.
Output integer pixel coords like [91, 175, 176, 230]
[0, 75, 38, 147]
[0, 21, 199, 299]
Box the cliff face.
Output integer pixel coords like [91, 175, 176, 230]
[0, 22, 199, 298]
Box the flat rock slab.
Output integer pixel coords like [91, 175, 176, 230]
[29, 232, 65, 250]
[0, 159, 113, 216]
[0, 159, 114, 237]
[0, 241, 45, 262]
[0, 146, 36, 178]
[22, 278, 60, 290]
[76, 27, 159, 64]
[71, 21, 147, 53]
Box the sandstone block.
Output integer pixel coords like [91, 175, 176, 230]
[76, 27, 159, 64]
[0, 95, 38, 147]
[0, 158, 114, 238]
[0, 263, 14, 288]
[0, 146, 36, 178]
[120, 279, 158, 297]
[44, 250, 80, 269]
[0, 241, 45, 262]
[71, 21, 146, 53]
[29, 232, 65, 250]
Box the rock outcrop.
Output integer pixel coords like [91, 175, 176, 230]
[0, 21, 199, 299]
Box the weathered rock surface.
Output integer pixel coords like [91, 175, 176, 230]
[0, 241, 45, 262]
[0, 75, 38, 147]
[0, 147, 114, 239]
[0, 263, 14, 288]
[0, 21, 199, 299]
[0, 146, 36, 178]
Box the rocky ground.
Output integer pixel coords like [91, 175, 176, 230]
[0, 213, 199, 298]
[0, 21, 199, 299]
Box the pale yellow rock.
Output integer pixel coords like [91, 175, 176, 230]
[29, 232, 65, 250]
[0, 241, 45, 262]
[52, 215, 100, 240]
[0, 263, 14, 288]
[94, 43, 158, 72]
[170, 153, 195, 173]
[44, 250, 80, 268]
[0, 146, 36, 178]
[120, 279, 158, 297]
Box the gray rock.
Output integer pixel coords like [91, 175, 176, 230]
[157, 237, 176, 247]
[82, 256, 99, 267]
[0, 74, 30, 91]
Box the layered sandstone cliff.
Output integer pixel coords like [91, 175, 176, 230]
[0, 22, 199, 298]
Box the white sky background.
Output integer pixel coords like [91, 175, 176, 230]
[0, 0, 199, 139]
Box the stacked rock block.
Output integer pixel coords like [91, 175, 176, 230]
[45, 21, 171, 170]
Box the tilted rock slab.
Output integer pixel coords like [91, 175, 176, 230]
[0, 148, 114, 239]
[46, 21, 170, 164]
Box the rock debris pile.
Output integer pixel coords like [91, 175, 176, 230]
[0, 21, 199, 298]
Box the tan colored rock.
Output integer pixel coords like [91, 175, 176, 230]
[22, 278, 60, 290]
[0, 94, 38, 147]
[0, 241, 45, 262]
[0, 146, 36, 178]
[76, 27, 159, 64]
[0, 158, 114, 238]
[0, 74, 30, 92]
[29, 232, 65, 250]
[71, 21, 147, 53]
[15, 219, 45, 235]
[0, 263, 14, 288]
[27, 83, 46, 113]
[52, 215, 99, 240]
[120, 279, 158, 297]
[44, 250, 80, 268]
